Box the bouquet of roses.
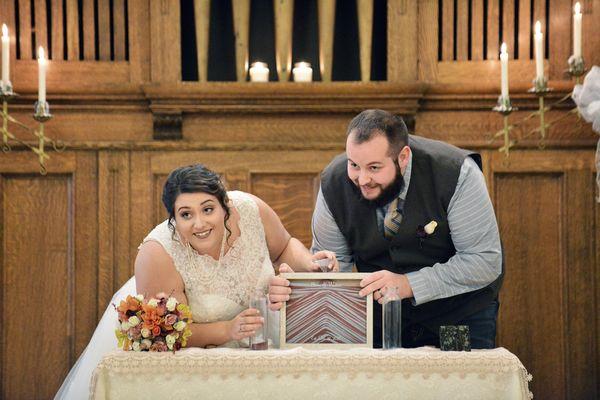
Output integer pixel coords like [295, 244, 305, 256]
[114, 292, 193, 352]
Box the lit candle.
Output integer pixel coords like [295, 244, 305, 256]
[573, 2, 582, 58]
[500, 43, 509, 99]
[249, 62, 269, 82]
[292, 62, 313, 82]
[534, 21, 544, 81]
[38, 47, 47, 103]
[1, 24, 9, 87]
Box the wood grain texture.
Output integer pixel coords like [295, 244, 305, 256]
[495, 172, 566, 400]
[18, 0, 32, 60]
[417, 0, 438, 81]
[113, 0, 126, 61]
[128, 0, 151, 83]
[502, 0, 514, 58]
[51, 0, 64, 60]
[66, 0, 80, 60]
[487, 0, 499, 60]
[456, 0, 469, 61]
[251, 173, 319, 247]
[518, 0, 531, 60]
[357, 0, 373, 81]
[232, 0, 250, 82]
[273, 0, 294, 82]
[388, 0, 417, 81]
[82, 0, 95, 60]
[98, 151, 131, 316]
[2, 174, 71, 399]
[194, 0, 210, 82]
[98, 0, 111, 60]
[34, 0, 48, 54]
[318, 0, 335, 81]
[441, 0, 454, 61]
[470, 0, 484, 61]
[548, 0, 571, 80]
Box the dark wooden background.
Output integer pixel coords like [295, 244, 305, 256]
[0, 1, 598, 399]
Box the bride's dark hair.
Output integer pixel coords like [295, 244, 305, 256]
[162, 164, 232, 243]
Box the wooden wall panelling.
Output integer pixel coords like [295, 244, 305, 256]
[130, 152, 155, 265]
[456, 0, 468, 61]
[34, 0, 48, 54]
[487, 0, 499, 60]
[150, 0, 181, 82]
[98, 151, 131, 317]
[66, 0, 80, 60]
[251, 172, 320, 247]
[533, 0, 546, 38]
[441, 0, 454, 61]
[51, 0, 64, 60]
[98, 0, 111, 60]
[128, 0, 151, 83]
[83, 0, 96, 60]
[492, 150, 596, 400]
[387, 0, 417, 81]
[18, 0, 32, 60]
[563, 168, 598, 399]
[417, 0, 438, 81]
[113, 0, 126, 61]
[518, 0, 531, 60]
[0, 151, 97, 399]
[549, 0, 571, 80]
[502, 0, 515, 58]
[1, 0, 16, 74]
[583, 0, 600, 66]
[471, 0, 484, 61]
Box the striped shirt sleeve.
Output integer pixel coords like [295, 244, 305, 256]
[405, 157, 502, 305]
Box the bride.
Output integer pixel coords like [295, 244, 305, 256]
[55, 163, 337, 399]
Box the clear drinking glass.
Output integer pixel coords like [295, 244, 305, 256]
[249, 289, 269, 350]
[382, 286, 402, 349]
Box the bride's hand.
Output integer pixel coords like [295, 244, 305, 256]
[311, 250, 339, 272]
[228, 308, 264, 341]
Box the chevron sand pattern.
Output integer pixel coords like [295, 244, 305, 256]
[286, 281, 367, 343]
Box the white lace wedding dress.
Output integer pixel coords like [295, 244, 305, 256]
[55, 191, 278, 399]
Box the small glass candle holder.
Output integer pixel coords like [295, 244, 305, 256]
[292, 62, 313, 82]
[249, 62, 269, 82]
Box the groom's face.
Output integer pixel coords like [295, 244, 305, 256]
[346, 132, 409, 202]
[174, 192, 227, 256]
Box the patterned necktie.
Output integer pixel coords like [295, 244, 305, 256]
[384, 197, 404, 239]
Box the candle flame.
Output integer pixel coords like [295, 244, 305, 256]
[38, 47, 46, 62]
[500, 43, 507, 54]
[535, 21, 542, 35]
[574, 2, 581, 14]
[2, 24, 7, 38]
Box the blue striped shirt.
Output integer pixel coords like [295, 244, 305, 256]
[311, 153, 502, 305]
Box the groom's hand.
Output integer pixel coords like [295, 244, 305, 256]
[268, 263, 293, 311]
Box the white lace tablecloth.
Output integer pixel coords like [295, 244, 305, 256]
[90, 347, 532, 400]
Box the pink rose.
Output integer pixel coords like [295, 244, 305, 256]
[164, 314, 177, 326]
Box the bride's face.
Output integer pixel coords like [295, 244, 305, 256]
[173, 192, 226, 256]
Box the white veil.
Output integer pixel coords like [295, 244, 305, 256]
[54, 277, 137, 400]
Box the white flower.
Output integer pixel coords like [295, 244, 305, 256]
[173, 321, 187, 331]
[167, 342, 174, 350]
[132, 341, 141, 352]
[141, 339, 152, 349]
[424, 220, 438, 235]
[165, 334, 177, 345]
[120, 321, 131, 331]
[148, 299, 159, 307]
[166, 297, 177, 312]
[128, 316, 140, 326]
[141, 328, 151, 338]
[134, 294, 144, 302]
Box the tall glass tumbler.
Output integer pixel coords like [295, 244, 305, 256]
[249, 289, 269, 350]
[382, 286, 402, 349]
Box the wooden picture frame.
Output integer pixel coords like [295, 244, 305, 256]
[279, 273, 373, 349]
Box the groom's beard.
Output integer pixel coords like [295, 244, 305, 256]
[355, 164, 405, 209]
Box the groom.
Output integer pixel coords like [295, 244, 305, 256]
[270, 109, 503, 349]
